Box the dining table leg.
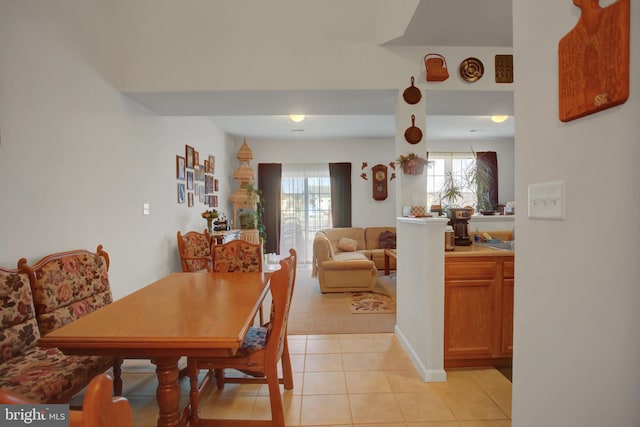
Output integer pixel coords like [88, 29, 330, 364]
[152, 356, 186, 427]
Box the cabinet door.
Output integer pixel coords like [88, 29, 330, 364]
[501, 260, 514, 355]
[444, 279, 496, 359]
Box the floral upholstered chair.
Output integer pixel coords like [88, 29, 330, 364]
[0, 257, 118, 403]
[177, 230, 212, 272]
[211, 239, 262, 273]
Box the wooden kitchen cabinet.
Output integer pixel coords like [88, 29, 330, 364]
[444, 255, 514, 368]
[501, 260, 515, 355]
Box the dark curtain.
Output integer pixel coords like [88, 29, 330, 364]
[258, 163, 282, 254]
[476, 151, 499, 211]
[329, 162, 352, 227]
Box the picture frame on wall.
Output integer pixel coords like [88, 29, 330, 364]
[205, 175, 214, 194]
[187, 170, 194, 190]
[176, 155, 185, 180]
[213, 195, 218, 207]
[194, 151, 199, 166]
[188, 192, 194, 207]
[177, 183, 185, 204]
[214, 179, 219, 192]
[204, 159, 209, 173]
[208, 155, 215, 174]
[185, 145, 195, 168]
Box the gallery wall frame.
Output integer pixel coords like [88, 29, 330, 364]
[176, 156, 185, 180]
[177, 183, 185, 204]
[186, 145, 195, 168]
[176, 146, 218, 207]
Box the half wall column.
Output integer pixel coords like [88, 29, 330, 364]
[394, 88, 447, 382]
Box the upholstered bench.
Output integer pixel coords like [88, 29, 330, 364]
[0, 246, 121, 404]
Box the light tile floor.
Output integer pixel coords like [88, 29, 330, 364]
[113, 333, 512, 427]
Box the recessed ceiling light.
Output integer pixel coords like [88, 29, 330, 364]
[491, 115, 509, 123]
[289, 114, 305, 123]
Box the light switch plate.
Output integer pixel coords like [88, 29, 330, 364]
[143, 203, 151, 215]
[528, 181, 565, 220]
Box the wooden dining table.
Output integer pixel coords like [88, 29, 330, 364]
[38, 272, 271, 427]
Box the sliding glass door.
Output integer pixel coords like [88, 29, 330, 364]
[280, 164, 332, 263]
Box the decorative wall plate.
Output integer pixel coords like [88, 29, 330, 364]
[459, 57, 484, 82]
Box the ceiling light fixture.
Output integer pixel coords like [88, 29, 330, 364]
[491, 115, 509, 123]
[289, 114, 305, 123]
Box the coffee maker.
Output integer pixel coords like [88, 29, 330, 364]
[447, 208, 473, 246]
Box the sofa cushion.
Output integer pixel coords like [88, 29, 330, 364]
[320, 228, 365, 252]
[0, 270, 40, 364]
[377, 231, 397, 249]
[30, 251, 112, 336]
[337, 237, 358, 252]
[0, 346, 114, 404]
[364, 227, 397, 250]
[333, 252, 369, 262]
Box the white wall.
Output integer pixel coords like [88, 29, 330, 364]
[0, 1, 233, 299]
[512, 1, 640, 426]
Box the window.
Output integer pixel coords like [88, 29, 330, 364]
[280, 164, 332, 263]
[427, 152, 477, 208]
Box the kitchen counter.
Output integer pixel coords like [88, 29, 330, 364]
[446, 243, 514, 257]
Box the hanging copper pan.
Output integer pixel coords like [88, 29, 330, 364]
[404, 114, 422, 144]
[402, 76, 421, 104]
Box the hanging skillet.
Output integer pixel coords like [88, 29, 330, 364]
[404, 114, 422, 144]
[402, 76, 421, 105]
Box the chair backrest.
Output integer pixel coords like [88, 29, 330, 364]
[211, 239, 262, 273]
[265, 249, 297, 362]
[19, 245, 112, 336]
[177, 230, 212, 272]
[0, 266, 40, 363]
[0, 374, 133, 427]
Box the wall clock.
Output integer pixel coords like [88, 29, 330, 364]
[371, 164, 388, 201]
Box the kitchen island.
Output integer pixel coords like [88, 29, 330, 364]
[444, 243, 514, 368]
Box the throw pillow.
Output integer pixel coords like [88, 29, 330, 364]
[337, 237, 358, 252]
[378, 231, 397, 249]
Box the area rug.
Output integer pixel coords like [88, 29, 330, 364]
[348, 292, 396, 314]
[287, 266, 397, 335]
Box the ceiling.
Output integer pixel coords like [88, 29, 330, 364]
[128, 0, 514, 140]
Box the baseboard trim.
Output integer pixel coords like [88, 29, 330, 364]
[394, 325, 447, 382]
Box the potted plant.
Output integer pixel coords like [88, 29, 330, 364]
[201, 209, 219, 233]
[396, 153, 426, 175]
[242, 183, 267, 248]
[438, 171, 463, 209]
[463, 152, 495, 214]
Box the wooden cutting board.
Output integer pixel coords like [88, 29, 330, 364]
[558, 0, 630, 122]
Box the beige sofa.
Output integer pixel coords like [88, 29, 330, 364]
[312, 227, 396, 293]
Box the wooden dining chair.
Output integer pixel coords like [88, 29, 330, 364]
[187, 249, 297, 427]
[177, 230, 212, 272]
[0, 374, 133, 427]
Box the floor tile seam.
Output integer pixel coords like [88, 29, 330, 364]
[442, 375, 511, 420]
[388, 389, 457, 424]
[299, 393, 354, 426]
[471, 385, 512, 421]
[300, 370, 349, 396]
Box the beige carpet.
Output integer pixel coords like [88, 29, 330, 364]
[287, 265, 396, 335]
